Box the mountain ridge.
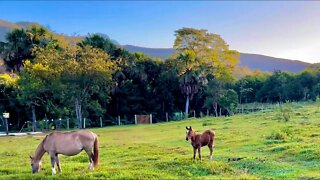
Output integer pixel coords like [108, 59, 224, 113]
[0, 19, 311, 73]
[122, 45, 310, 72]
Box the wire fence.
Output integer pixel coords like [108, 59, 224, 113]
[1, 102, 303, 134]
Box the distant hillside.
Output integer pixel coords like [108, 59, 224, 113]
[239, 53, 310, 72]
[123, 45, 310, 72]
[0, 19, 83, 45]
[123, 45, 175, 59]
[0, 20, 46, 42]
[0, 20, 23, 41]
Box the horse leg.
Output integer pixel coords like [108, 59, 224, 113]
[208, 145, 213, 161]
[198, 148, 202, 161]
[84, 148, 94, 170]
[55, 154, 62, 173]
[49, 152, 56, 175]
[193, 148, 196, 160]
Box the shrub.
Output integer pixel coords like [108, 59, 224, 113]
[267, 126, 293, 141]
[275, 103, 293, 122]
[267, 131, 287, 141]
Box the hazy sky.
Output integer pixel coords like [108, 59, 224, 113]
[1, 1, 320, 63]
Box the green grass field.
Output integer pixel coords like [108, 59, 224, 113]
[0, 102, 320, 179]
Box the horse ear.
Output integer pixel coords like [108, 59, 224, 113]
[186, 126, 189, 130]
[189, 126, 192, 130]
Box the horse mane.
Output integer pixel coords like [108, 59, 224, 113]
[33, 135, 48, 161]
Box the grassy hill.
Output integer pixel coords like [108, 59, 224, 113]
[0, 102, 319, 179]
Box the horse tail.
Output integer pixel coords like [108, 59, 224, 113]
[93, 135, 99, 167]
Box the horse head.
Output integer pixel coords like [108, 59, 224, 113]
[185, 126, 194, 141]
[30, 155, 42, 173]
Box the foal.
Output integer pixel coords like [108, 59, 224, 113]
[185, 126, 215, 161]
[30, 130, 99, 174]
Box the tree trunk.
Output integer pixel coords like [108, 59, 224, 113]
[75, 99, 82, 129]
[213, 102, 218, 117]
[185, 95, 189, 118]
[227, 108, 233, 116]
[31, 105, 37, 132]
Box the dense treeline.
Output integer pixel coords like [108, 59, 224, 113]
[0, 25, 319, 131]
[235, 70, 320, 103]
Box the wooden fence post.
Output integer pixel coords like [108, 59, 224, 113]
[118, 116, 120, 126]
[67, 118, 69, 130]
[5, 118, 8, 135]
[150, 114, 153, 124]
[100, 117, 102, 128]
[193, 110, 196, 118]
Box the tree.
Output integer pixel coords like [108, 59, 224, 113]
[296, 70, 317, 100]
[61, 46, 117, 128]
[203, 78, 224, 116]
[18, 44, 117, 130]
[219, 89, 238, 115]
[0, 74, 20, 129]
[173, 28, 239, 117]
[256, 71, 291, 102]
[78, 34, 118, 58]
[0, 25, 57, 73]
[17, 60, 58, 132]
[155, 64, 180, 116]
[237, 79, 253, 104]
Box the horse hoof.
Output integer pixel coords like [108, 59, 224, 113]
[52, 168, 56, 175]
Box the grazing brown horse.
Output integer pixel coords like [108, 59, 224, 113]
[185, 126, 215, 161]
[30, 130, 99, 174]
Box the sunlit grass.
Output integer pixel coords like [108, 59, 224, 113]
[0, 102, 319, 179]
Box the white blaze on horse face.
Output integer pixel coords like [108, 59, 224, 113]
[186, 130, 190, 140]
[31, 160, 41, 173]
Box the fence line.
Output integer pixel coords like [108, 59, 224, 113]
[1, 103, 282, 134]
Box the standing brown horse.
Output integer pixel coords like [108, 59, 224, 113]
[185, 126, 215, 161]
[30, 130, 99, 174]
